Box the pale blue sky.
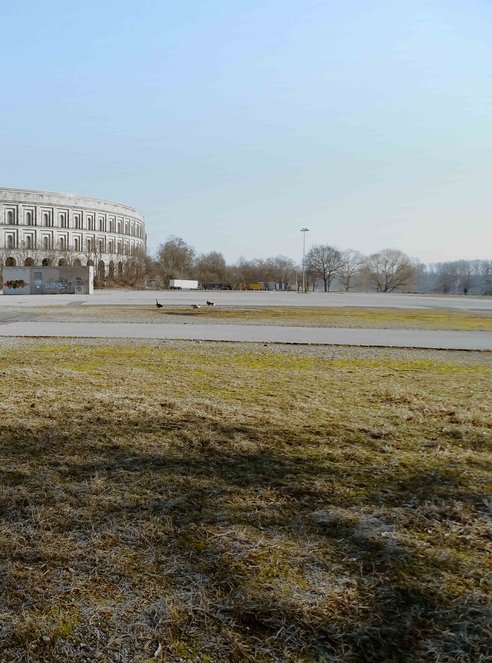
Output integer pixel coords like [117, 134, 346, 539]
[1, 0, 491, 263]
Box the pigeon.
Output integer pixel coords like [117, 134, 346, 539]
[206, 300, 215, 306]
[191, 304, 201, 309]
[156, 299, 163, 308]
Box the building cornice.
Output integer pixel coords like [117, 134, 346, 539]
[0, 187, 143, 217]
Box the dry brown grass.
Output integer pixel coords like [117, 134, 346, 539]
[0, 342, 491, 662]
[9, 304, 492, 330]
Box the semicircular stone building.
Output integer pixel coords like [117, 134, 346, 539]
[0, 187, 146, 280]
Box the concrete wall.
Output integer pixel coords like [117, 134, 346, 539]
[3, 266, 94, 295]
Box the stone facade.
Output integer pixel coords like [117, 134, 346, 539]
[0, 187, 146, 281]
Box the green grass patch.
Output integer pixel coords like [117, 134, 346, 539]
[14, 304, 492, 330]
[0, 343, 490, 662]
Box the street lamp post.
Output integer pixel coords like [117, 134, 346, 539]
[301, 227, 309, 293]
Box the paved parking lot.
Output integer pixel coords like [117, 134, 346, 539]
[1, 289, 492, 310]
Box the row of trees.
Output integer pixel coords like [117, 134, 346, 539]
[153, 237, 492, 294]
[153, 237, 299, 289]
[153, 237, 422, 292]
[422, 260, 492, 295]
[302, 246, 419, 292]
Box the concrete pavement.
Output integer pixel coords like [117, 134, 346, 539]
[1, 289, 492, 311]
[0, 321, 490, 350]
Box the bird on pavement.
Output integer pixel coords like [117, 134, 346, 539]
[206, 300, 215, 306]
[156, 299, 163, 308]
[191, 304, 201, 309]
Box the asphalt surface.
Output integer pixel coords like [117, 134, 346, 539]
[0, 321, 490, 350]
[1, 290, 491, 349]
[1, 289, 492, 310]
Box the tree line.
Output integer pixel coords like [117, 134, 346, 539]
[150, 236, 491, 294]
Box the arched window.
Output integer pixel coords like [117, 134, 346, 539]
[43, 213, 50, 227]
[5, 257, 16, 266]
[99, 240, 104, 253]
[74, 237, 80, 251]
[26, 236, 33, 249]
[59, 237, 65, 250]
[73, 258, 81, 267]
[58, 259, 67, 266]
[26, 211, 33, 225]
[7, 235, 14, 249]
[43, 236, 49, 250]
[7, 210, 14, 224]
[87, 238, 92, 252]
[24, 257, 34, 266]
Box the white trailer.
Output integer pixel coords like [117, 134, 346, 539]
[169, 279, 199, 290]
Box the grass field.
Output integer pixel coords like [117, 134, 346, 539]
[0, 341, 490, 662]
[13, 304, 492, 330]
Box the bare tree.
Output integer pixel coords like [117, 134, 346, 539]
[305, 245, 343, 292]
[82, 242, 104, 286]
[230, 257, 264, 288]
[56, 244, 76, 266]
[480, 260, 492, 295]
[455, 260, 474, 294]
[364, 249, 418, 293]
[157, 236, 195, 287]
[12, 240, 43, 267]
[338, 249, 366, 291]
[262, 256, 297, 287]
[194, 251, 227, 285]
[432, 262, 458, 294]
[227, 255, 298, 289]
[0, 248, 7, 280]
[124, 249, 149, 288]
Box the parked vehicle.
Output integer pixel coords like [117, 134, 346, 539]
[169, 279, 199, 290]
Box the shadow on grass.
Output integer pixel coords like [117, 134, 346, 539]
[0, 410, 490, 662]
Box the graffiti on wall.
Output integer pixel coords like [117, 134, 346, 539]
[44, 279, 70, 291]
[4, 280, 29, 289]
